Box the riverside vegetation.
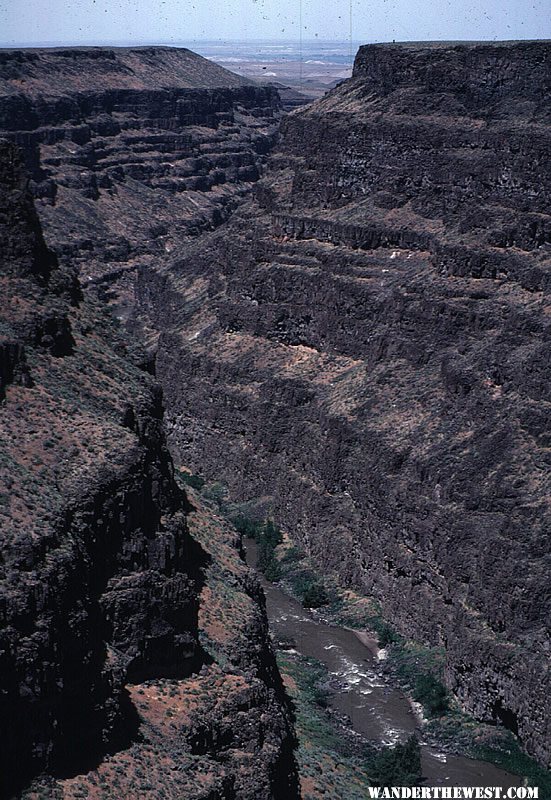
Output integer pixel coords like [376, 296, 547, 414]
[181, 473, 551, 795]
[278, 651, 423, 797]
[273, 536, 551, 795]
[180, 475, 426, 791]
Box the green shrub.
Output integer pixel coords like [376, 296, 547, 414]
[368, 735, 422, 787]
[301, 581, 330, 609]
[232, 514, 284, 581]
[262, 519, 283, 548]
[413, 673, 448, 717]
[299, 657, 331, 708]
[390, 641, 448, 718]
[372, 620, 400, 648]
[202, 481, 228, 507]
[230, 513, 264, 539]
[255, 519, 283, 581]
[180, 472, 205, 490]
[291, 571, 317, 596]
[264, 557, 282, 582]
[281, 545, 304, 563]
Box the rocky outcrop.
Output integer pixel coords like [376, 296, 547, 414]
[0, 139, 55, 281]
[57, 491, 299, 800]
[131, 43, 550, 765]
[0, 140, 298, 799]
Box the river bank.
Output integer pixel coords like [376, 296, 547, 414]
[244, 538, 523, 790]
[177, 474, 549, 794]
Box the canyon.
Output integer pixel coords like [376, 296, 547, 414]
[0, 39, 550, 795]
[145, 41, 551, 766]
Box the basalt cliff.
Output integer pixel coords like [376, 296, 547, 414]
[0, 132, 297, 799]
[0, 45, 280, 321]
[1, 39, 550, 782]
[139, 42, 550, 766]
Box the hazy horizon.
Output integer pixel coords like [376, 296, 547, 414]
[1, 0, 550, 49]
[1, 38, 364, 49]
[3, 37, 551, 49]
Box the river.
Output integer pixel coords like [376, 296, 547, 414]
[245, 539, 521, 789]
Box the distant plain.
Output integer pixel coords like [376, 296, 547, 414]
[184, 40, 358, 100]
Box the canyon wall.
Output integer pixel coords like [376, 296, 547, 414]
[2, 41, 549, 772]
[138, 42, 550, 764]
[0, 133, 297, 799]
[0, 136, 194, 792]
[0, 46, 281, 324]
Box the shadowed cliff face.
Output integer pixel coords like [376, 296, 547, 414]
[128, 42, 550, 765]
[0, 138, 201, 794]
[0, 140, 298, 800]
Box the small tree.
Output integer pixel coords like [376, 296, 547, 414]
[413, 673, 448, 717]
[201, 481, 228, 508]
[263, 557, 282, 582]
[369, 735, 422, 787]
[263, 519, 283, 547]
[231, 513, 264, 539]
[301, 581, 329, 609]
[376, 622, 399, 648]
[180, 472, 205, 490]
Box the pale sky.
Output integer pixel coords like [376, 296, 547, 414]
[0, 0, 549, 47]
